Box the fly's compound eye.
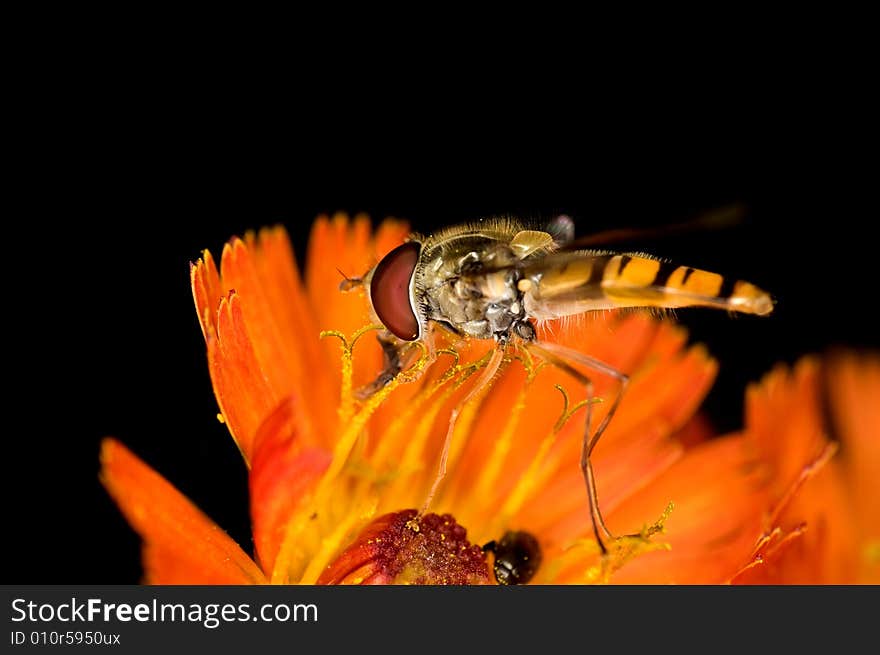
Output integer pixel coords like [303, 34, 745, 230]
[483, 530, 542, 585]
[370, 241, 421, 341]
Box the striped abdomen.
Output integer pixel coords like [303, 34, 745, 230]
[520, 251, 773, 320]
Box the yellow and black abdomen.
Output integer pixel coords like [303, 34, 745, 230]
[520, 251, 774, 320]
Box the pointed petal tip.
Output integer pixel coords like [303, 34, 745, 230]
[99, 438, 265, 584]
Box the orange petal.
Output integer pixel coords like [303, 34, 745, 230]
[206, 291, 279, 461]
[462, 314, 716, 546]
[306, 214, 410, 392]
[306, 214, 374, 339]
[743, 358, 829, 498]
[226, 232, 339, 434]
[600, 353, 872, 584]
[448, 313, 658, 504]
[601, 435, 768, 584]
[249, 398, 331, 574]
[430, 311, 718, 553]
[191, 250, 222, 339]
[100, 438, 265, 584]
[673, 412, 716, 449]
[729, 455, 855, 584]
[826, 352, 880, 570]
[540, 316, 715, 475]
[522, 423, 684, 545]
[733, 352, 880, 583]
[252, 227, 336, 431]
[193, 227, 341, 458]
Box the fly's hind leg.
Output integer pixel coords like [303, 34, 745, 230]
[526, 340, 630, 555]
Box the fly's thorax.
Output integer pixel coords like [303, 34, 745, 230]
[415, 236, 533, 342]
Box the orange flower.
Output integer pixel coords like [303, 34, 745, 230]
[101, 214, 879, 584]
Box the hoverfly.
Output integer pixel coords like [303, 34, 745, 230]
[344, 211, 773, 553]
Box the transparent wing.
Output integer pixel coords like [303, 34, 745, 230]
[557, 204, 745, 251]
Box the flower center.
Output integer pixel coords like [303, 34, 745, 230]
[317, 510, 490, 585]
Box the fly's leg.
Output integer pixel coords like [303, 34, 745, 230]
[420, 346, 505, 513]
[526, 340, 629, 555]
[355, 331, 424, 400]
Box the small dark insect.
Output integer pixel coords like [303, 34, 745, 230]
[483, 530, 542, 585]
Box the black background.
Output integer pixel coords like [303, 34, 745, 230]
[6, 90, 876, 583]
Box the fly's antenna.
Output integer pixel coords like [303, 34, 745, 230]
[337, 268, 363, 292]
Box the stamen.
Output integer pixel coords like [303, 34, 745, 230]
[382, 349, 496, 508]
[553, 384, 571, 433]
[552, 383, 605, 434]
[320, 338, 427, 499]
[496, 383, 606, 533]
[468, 348, 548, 507]
[380, 383, 460, 505]
[491, 385, 587, 536]
[273, 326, 429, 583]
[730, 524, 808, 581]
[361, 349, 462, 480]
[546, 502, 675, 583]
[726, 442, 840, 583]
[581, 502, 675, 584]
[472, 383, 528, 504]
[320, 324, 386, 424]
[764, 442, 838, 530]
[492, 429, 557, 537]
[396, 341, 429, 383]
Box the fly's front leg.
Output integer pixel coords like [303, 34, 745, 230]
[526, 340, 630, 555]
[420, 345, 505, 514]
[355, 331, 427, 400]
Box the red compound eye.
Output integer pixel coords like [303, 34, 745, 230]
[370, 241, 421, 341]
